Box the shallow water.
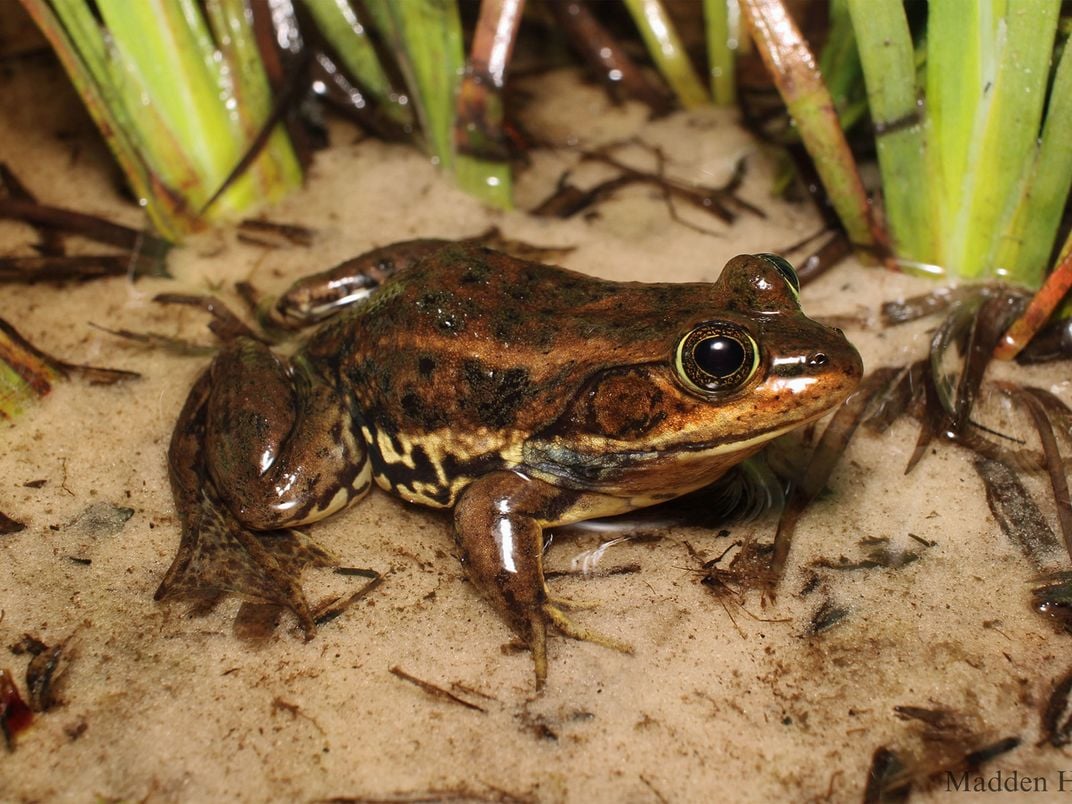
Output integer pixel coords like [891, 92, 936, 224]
[2, 59, 1071, 802]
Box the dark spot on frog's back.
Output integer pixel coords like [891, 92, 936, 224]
[460, 262, 491, 284]
[415, 290, 468, 334]
[462, 359, 532, 428]
[402, 389, 448, 428]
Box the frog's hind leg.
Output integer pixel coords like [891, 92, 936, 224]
[156, 339, 367, 636]
[453, 471, 632, 687]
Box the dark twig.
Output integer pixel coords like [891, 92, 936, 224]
[389, 666, 487, 713]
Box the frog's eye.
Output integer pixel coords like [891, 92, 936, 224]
[756, 253, 800, 298]
[675, 323, 759, 395]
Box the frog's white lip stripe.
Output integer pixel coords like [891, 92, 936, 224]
[305, 288, 376, 319]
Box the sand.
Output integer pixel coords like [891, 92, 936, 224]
[2, 56, 1072, 803]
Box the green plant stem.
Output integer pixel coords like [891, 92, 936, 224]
[740, 0, 887, 255]
[821, 0, 867, 129]
[704, 0, 738, 105]
[940, 0, 1061, 279]
[622, 0, 709, 108]
[363, 0, 464, 170]
[23, 0, 301, 238]
[301, 0, 413, 127]
[996, 33, 1072, 285]
[848, 0, 933, 262]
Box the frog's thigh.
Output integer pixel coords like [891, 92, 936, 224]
[204, 338, 370, 530]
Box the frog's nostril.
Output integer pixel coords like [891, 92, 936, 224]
[808, 353, 829, 368]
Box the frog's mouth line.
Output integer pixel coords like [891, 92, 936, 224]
[666, 419, 800, 456]
[526, 419, 804, 486]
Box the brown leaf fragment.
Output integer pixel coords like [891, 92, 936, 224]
[0, 162, 65, 256]
[1, 667, 32, 749]
[9, 634, 46, 655]
[0, 254, 162, 283]
[26, 641, 67, 712]
[954, 293, 1027, 433]
[237, 218, 315, 248]
[893, 705, 957, 732]
[313, 573, 383, 627]
[880, 286, 977, 326]
[389, 666, 487, 713]
[972, 458, 1064, 571]
[545, 0, 672, 113]
[0, 197, 170, 261]
[862, 362, 923, 434]
[1043, 668, 1072, 747]
[0, 316, 138, 423]
[1000, 386, 1072, 561]
[863, 746, 911, 804]
[1023, 389, 1072, 549]
[530, 174, 634, 218]
[795, 230, 853, 287]
[153, 293, 265, 343]
[1014, 318, 1072, 364]
[92, 324, 217, 357]
[0, 511, 25, 535]
[811, 546, 919, 572]
[1023, 386, 1072, 431]
[198, 49, 313, 217]
[962, 735, 1020, 767]
[544, 562, 641, 580]
[805, 598, 848, 635]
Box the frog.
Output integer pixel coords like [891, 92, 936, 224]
[156, 241, 863, 685]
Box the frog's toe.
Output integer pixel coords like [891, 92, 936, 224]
[528, 611, 549, 689]
[157, 489, 336, 637]
[545, 592, 600, 611]
[542, 603, 634, 656]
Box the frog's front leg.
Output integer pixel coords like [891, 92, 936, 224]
[453, 471, 632, 687]
[267, 239, 450, 328]
[157, 337, 369, 635]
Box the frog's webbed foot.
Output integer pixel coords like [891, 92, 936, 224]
[156, 485, 336, 637]
[454, 471, 633, 687]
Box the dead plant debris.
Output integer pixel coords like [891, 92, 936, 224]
[1042, 668, 1072, 748]
[0, 667, 32, 750]
[388, 666, 487, 714]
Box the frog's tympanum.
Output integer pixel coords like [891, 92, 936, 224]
[157, 242, 862, 685]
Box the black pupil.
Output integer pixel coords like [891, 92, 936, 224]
[694, 335, 746, 378]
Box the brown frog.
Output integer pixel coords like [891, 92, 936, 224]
[156, 242, 862, 684]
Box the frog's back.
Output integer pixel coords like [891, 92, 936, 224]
[301, 244, 724, 507]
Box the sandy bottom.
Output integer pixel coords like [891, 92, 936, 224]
[2, 58, 1072, 802]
